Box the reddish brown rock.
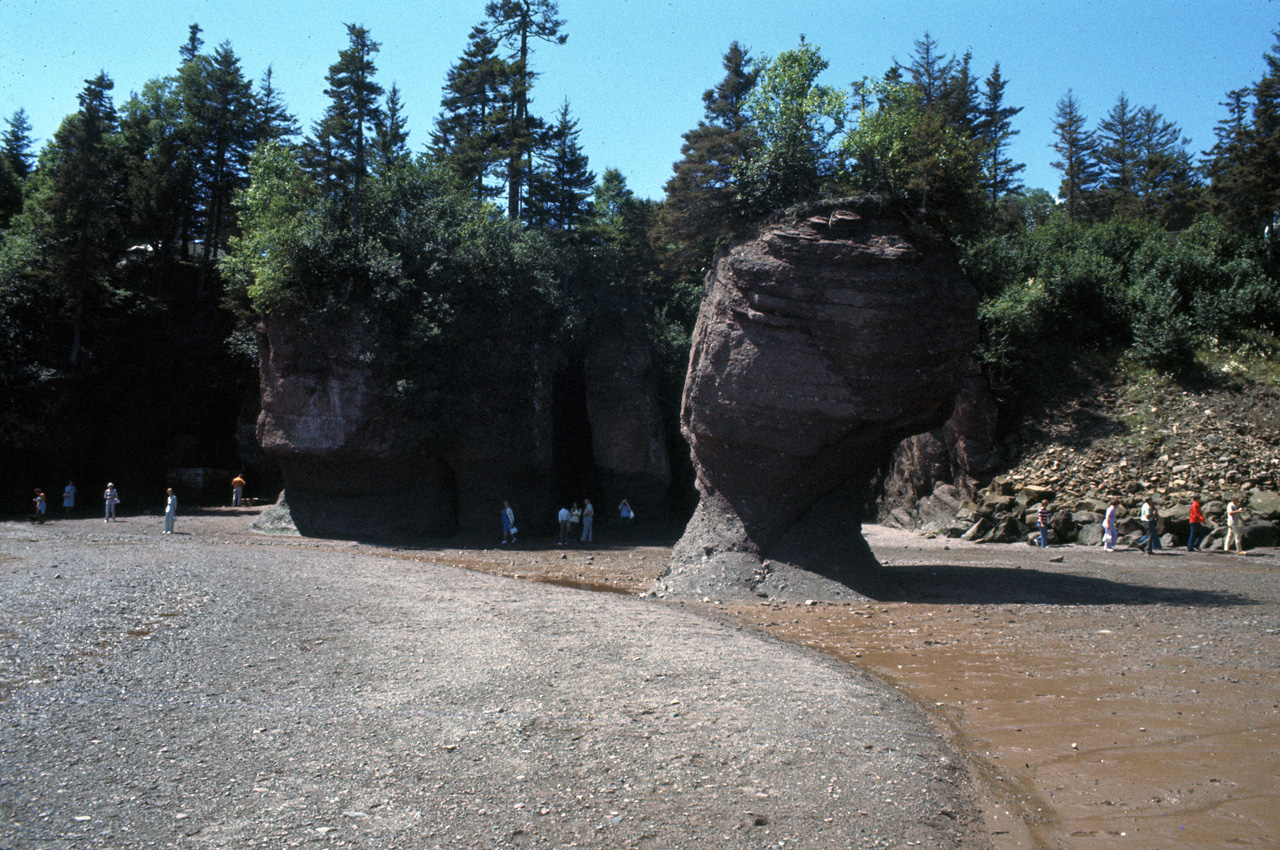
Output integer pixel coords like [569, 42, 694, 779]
[658, 199, 978, 597]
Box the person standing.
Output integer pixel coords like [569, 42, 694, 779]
[557, 504, 571, 545]
[32, 489, 46, 524]
[62, 481, 77, 517]
[1103, 498, 1120, 551]
[581, 499, 594, 543]
[231, 474, 246, 507]
[501, 501, 516, 544]
[569, 502, 582, 540]
[1036, 499, 1050, 548]
[1140, 497, 1158, 555]
[104, 483, 119, 521]
[1187, 496, 1206, 551]
[1224, 496, 1245, 554]
[618, 499, 633, 530]
[164, 488, 177, 534]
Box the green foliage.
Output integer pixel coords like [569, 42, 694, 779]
[226, 145, 560, 441]
[738, 41, 846, 216]
[842, 80, 981, 219]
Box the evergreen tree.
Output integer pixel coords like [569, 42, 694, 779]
[36, 73, 128, 365]
[433, 25, 510, 202]
[973, 63, 1024, 204]
[306, 23, 385, 231]
[654, 41, 760, 268]
[2, 109, 36, 178]
[525, 100, 594, 232]
[1133, 105, 1200, 226]
[183, 40, 260, 293]
[1051, 90, 1102, 221]
[483, 0, 567, 219]
[1207, 29, 1280, 234]
[372, 83, 411, 172]
[1096, 93, 1142, 217]
[904, 32, 955, 107]
[257, 66, 301, 143]
[119, 76, 193, 290]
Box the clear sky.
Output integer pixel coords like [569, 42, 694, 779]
[2, 0, 1278, 200]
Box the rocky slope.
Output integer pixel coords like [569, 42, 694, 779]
[890, 363, 1280, 550]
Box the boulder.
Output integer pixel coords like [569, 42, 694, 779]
[1241, 520, 1280, 549]
[1248, 489, 1280, 521]
[659, 199, 977, 597]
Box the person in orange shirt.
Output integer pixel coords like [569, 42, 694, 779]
[1187, 496, 1205, 551]
[231, 475, 246, 507]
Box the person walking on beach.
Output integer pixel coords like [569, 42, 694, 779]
[163, 488, 177, 534]
[1140, 497, 1159, 554]
[1187, 496, 1206, 551]
[103, 481, 120, 522]
[1224, 496, 1245, 554]
[32, 489, 46, 524]
[62, 481, 76, 517]
[1103, 498, 1120, 551]
[1036, 499, 1050, 548]
[501, 501, 516, 544]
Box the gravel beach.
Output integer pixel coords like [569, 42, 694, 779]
[0, 514, 987, 850]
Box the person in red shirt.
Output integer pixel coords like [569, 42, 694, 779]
[1187, 497, 1205, 551]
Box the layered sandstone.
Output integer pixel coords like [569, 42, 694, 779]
[658, 198, 978, 597]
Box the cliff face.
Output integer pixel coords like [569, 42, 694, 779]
[658, 199, 978, 598]
[255, 302, 671, 539]
[256, 314, 556, 538]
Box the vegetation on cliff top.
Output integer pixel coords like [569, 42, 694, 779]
[3, 8, 1280, 510]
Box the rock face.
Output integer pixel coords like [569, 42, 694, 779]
[256, 314, 556, 538]
[583, 309, 672, 517]
[659, 198, 978, 598]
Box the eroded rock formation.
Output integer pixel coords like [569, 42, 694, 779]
[657, 198, 978, 598]
[256, 314, 556, 538]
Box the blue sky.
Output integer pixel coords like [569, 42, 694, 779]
[2, 0, 1278, 200]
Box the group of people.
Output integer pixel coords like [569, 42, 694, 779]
[29, 474, 247, 535]
[1037, 494, 1250, 554]
[501, 498, 635, 546]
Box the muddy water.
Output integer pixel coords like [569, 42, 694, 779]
[719, 547, 1280, 850]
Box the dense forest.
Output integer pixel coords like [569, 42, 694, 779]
[3, 1, 1280, 516]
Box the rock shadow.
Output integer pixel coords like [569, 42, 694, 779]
[863, 563, 1257, 607]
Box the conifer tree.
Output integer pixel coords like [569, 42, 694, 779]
[1096, 93, 1142, 217]
[433, 25, 511, 202]
[306, 24, 385, 231]
[372, 83, 411, 172]
[1051, 90, 1102, 221]
[37, 73, 128, 365]
[185, 41, 259, 293]
[525, 100, 594, 232]
[2, 109, 36, 178]
[257, 66, 301, 143]
[973, 63, 1024, 204]
[482, 0, 567, 219]
[655, 41, 760, 268]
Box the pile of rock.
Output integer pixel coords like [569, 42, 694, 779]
[913, 477, 1280, 550]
